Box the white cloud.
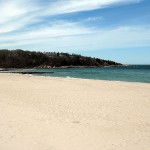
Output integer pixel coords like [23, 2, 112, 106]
[0, 0, 146, 51]
[50, 26, 150, 51]
[0, 0, 142, 33]
[0, 25, 150, 51]
[0, 0, 37, 22]
[80, 16, 102, 22]
[0, 21, 93, 47]
[0, 0, 40, 33]
[46, 0, 142, 15]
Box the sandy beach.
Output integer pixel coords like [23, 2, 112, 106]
[0, 73, 150, 150]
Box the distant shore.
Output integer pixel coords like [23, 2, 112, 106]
[0, 65, 124, 75]
[0, 64, 124, 71]
[0, 64, 124, 70]
[0, 50, 122, 69]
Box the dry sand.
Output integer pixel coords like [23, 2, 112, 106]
[0, 73, 150, 150]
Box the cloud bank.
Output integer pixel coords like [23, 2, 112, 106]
[0, 0, 149, 51]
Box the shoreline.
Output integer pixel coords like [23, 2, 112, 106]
[36, 75, 150, 84]
[0, 72, 150, 84]
[0, 64, 124, 70]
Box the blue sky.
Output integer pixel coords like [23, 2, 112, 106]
[0, 0, 150, 64]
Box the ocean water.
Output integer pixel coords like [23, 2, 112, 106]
[13, 65, 150, 83]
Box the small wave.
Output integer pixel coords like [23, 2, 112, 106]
[66, 76, 71, 78]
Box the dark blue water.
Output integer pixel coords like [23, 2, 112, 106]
[14, 65, 150, 83]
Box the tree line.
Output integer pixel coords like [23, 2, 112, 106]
[0, 49, 122, 68]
